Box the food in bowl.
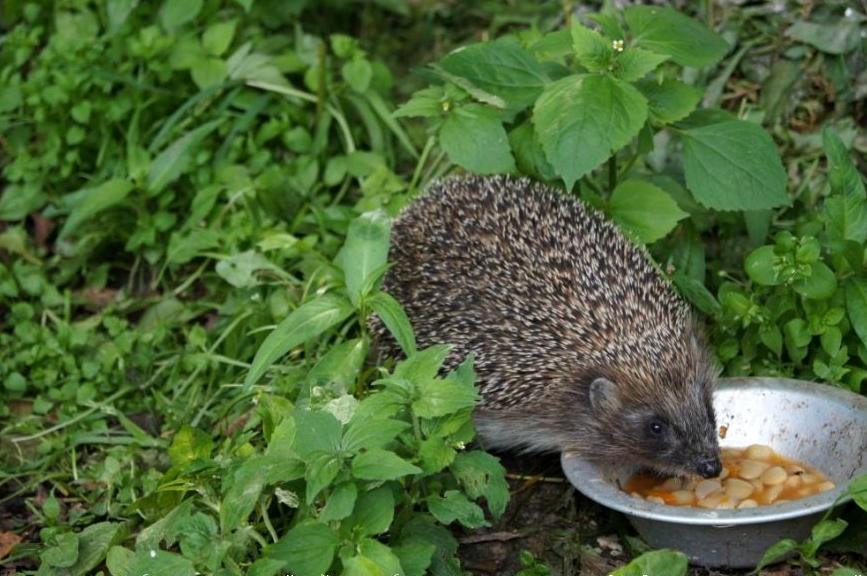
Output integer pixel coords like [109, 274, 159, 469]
[622, 444, 835, 509]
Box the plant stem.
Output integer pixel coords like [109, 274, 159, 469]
[608, 154, 617, 193]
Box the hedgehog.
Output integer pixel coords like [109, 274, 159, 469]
[372, 174, 722, 479]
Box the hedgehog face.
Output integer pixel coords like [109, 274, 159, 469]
[589, 375, 722, 478]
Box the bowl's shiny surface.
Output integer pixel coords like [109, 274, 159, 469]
[561, 377, 867, 567]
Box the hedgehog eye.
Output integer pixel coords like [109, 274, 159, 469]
[648, 418, 666, 436]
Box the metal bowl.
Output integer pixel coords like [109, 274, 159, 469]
[561, 377, 867, 568]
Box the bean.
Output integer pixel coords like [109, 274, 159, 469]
[763, 484, 783, 503]
[658, 478, 682, 491]
[801, 473, 818, 485]
[725, 478, 754, 500]
[817, 481, 835, 493]
[695, 479, 722, 500]
[671, 490, 695, 505]
[784, 475, 802, 490]
[646, 495, 665, 504]
[739, 459, 769, 479]
[698, 493, 723, 508]
[746, 444, 774, 460]
[761, 466, 788, 485]
[737, 499, 758, 509]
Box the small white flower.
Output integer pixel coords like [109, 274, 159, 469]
[149, 549, 157, 558]
[611, 39, 625, 52]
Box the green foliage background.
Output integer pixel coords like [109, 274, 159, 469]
[0, 0, 865, 575]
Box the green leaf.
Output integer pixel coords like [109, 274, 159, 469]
[128, 549, 196, 576]
[624, 5, 728, 67]
[342, 555, 385, 576]
[0, 184, 45, 221]
[191, 56, 228, 89]
[509, 121, 556, 181]
[571, 22, 612, 73]
[319, 482, 357, 522]
[359, 539, 404, 576]
[824, 196, 867, 245]
[787, 20, 861, 55]
[609, 179, 687, 243]
[295, 409, 343, 458]
[244, 295, 354, 388]
[672, 273, 721, 317]
[41, 532, 79, 568]
[369, 292, 416, 355]
[220, 456, 267, 531]
[428, 490, 489, 529]
[352, 448, 422, 480]
[744, 245, 780, 286]
[439, 37, 548, 112]
[106, 546, 134, 576]
[305, 453, 343, 504]
[418, 436, 457, 474]
[450, 451, 510, 517]
[681, 120, 789, 211]
[340, 211, 392, 306]
[821, 326, 842, 356]
[168, 425, 213, 467]
[823, 126, 866, 198]
[343, 415, 409, 453]
[394, 87, 444, 118]
[269, 521, 338, 576]
[793, 262, 837, 300]
[759, 324, 783, 356]
[159, 0, 202, 28]
[413, 377, 479, 419]
[847, 279, 867, 350]
[392, 543, 436, 576]
[635, 79, 702, 125]
[802, 518, 848, 559]
[612, 549, 688, 576]
[306, 338, 369, 392]
[59, 179, 133, 240]
[614, 48, 669, 82]
[346, 486, 395, 536]
[394, 345, 451, 382]
[848, 474, 867, 511]
[343, 57, 373, 92]
[533, 74, 647, 191]
[202, 20, 237, 56]
[439, 104, 515, 174]
[148, 119, 222, 195]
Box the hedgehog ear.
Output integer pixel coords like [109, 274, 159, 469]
[589, 377, 620, 413]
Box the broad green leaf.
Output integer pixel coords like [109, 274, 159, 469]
[61, 522, 120, 576]
[128, 550, 196, 576]
[439, 104, 515, 174]
[359, 539, 404, 576]
[450, 451, 509, 517]
[614, 48, 669, 82]
[306, 338, 368, 392]
[244, 294, 354, 388]
[340, 211, 392, 306]
[439, 37, 548, 112]
[635, 79, 702, 125]
[802, 518, 848, 559]
[319, 482, 357, 522]
[191, 56, 227, 88]
[821, 326, 842, 355]
[343, 415, 409, 453]
[265, 416, 297, 459]
[612, 549, 688, 576]
[672, 273, 721, 317]
[609, 179, 687, 243]
[428, 490, 489, 529]
[215, 251, 276, 288]
[168, 425, 213, 467]
[413, 377, 479, 419]
[305, 453, 342, 504]
[793, 262, 837, 300]
[571, 22, 611, 73]
[159, 0, 202, 28]
[681, 120, 789, 211]
[587, 12, 625, 40]
[352, 448, 421, 480]
[221, 455, 266, 531]
[269, 521, 338, 576]
[392, 542, 436, 576]
[823, 126, 865, 197]
[624, 5, 728, 67]
[784, 318, 812, 348]
[787, 20, 861, 55]
[167, 229, 221, 265]
[759, 324, 783, 356]
[59, 179, 133, 240]
[41, 532, 79, 568]
[848, 474, 867, 511]
[418, 436, 457, 474]
[148, 119, 222, 195]
[343, 57, 373, 92]
[369, 292, 416, 355]
[346, 486, 395, 536]
[295, 409, 343, 458]
[343, 555, 384, 576]
[509, 121, 557, 181]
[394, 87, 444, 118]
[394, 345, 451, 382]
[533, 74, 647, 191]
[202, 20, 237, 56]
[744, 245, 780, 286]
[846, 279, 867, 350]
[0, 184, 45, 221]
[106, 546, 134, 576]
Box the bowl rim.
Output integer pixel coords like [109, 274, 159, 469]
[561, 377, 867, 526]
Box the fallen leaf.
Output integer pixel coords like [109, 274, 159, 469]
[0, 532, 23, 560]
